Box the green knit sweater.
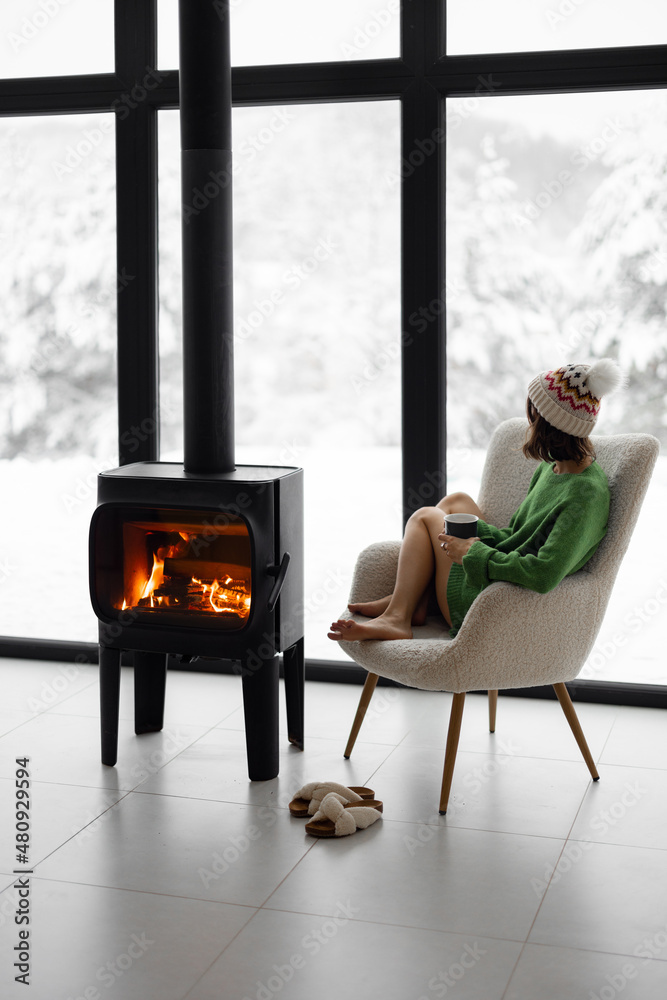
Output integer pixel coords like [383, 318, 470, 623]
[446, 460, 610, 636]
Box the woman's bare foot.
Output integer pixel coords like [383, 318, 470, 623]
[349, 588, 430, 627]
[328, 614, 412, 642]
[348, 597, 391, 618]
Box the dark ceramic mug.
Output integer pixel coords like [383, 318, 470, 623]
[444, 512, 478, 538]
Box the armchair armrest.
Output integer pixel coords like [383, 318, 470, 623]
[348, 541, 400, 604]
[451, 570, 605, 689]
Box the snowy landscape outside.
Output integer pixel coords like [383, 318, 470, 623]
[0, 2, 665, 685]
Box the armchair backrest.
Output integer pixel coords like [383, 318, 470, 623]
[477, 418, 537, 529]
[476, 417, 660, 597]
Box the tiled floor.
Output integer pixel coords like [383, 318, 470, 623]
[0, 659, 666, 999]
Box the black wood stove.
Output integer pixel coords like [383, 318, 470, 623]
[89, 0, 304, 781]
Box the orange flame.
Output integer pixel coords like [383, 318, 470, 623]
[140, 552, 164, 602]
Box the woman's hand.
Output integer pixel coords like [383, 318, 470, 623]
[437, 532, 479, 565]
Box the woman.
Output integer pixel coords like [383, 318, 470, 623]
[328, 358, 623, 643]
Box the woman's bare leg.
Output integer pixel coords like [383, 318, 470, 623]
[348, 590, 431, 624]
[348, 492, 483, 625]
[435, 491, 484, 520]
[329, 507, 453, 641]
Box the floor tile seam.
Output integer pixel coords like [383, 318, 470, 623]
[364, 742, 409, 785]
[254, 838, 321, 910]
[500, 942, 530, 1000]
[597, 760, 667, 773]
[519, 777, 597, 944]
[21, 790, 135, 869]
[0, 776, 131, 793]
[378, 747, 606, 766]
[129, 787, 295, 810]
[256, 903, 528, 944]
[212, 726, 401, 750]
[8, 871, 263, 907]
[180, 906, 265, 1000]
[44, 712, 243, 728]
[558, 836, 667, 855]
[373, 817, 583, 840]
[593, 706, 627, 764]
[0, 717, 47, 737]
[507, 938, 667, 965]
[345, 816, 569, 845]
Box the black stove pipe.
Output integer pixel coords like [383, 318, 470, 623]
[179, 0, 235, 474]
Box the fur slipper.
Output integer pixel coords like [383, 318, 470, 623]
[288, 781, 379, 818]
[305, 792, 383, 838]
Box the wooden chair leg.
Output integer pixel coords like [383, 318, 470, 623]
[488, 689, 498, 733]
[553, 682, 600, 781]
[439, 693, 466, 814]
[344, 672, 379, 758]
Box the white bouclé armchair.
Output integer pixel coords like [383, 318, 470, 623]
[337, 418, 659, 813]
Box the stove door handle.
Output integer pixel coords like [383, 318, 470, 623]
[267, 552, 291, 612]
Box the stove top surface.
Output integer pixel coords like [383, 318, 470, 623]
[100, 462, 301, 483]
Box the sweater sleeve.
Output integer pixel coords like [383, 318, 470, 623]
[475, 520, 511, 546]
[461, 491, 606, 595]
[475, 465, 542, 546]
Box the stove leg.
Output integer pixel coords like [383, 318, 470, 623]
[283, 637, 305, 750]
[100, 645, 121, 766]
[134, 651, 169, 734]
[241, 653, 279, 781]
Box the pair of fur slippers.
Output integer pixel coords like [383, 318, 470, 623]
[289, 781, 383, 838]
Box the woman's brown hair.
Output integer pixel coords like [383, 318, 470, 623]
[523, 399, 596, 464]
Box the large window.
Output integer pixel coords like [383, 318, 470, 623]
[447, 0, 667, 54]
[158, 0, 401, 67]
[2, 0, 114, 77]
[446, 89, 667, 686]
[159, 103, 401, 659]
[0, 114, 116, 642]
[0, 3, 665, 705]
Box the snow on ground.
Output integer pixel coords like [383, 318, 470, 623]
[0, 448, 664, 686]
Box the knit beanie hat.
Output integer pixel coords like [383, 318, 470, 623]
[527, 358, 625, 437]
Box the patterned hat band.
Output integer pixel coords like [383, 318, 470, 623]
[527, 359, 624, 438]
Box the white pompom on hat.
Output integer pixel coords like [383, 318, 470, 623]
[527, 358, 626, 438]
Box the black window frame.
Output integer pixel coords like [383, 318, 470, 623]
[0, 0, 665, 709]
